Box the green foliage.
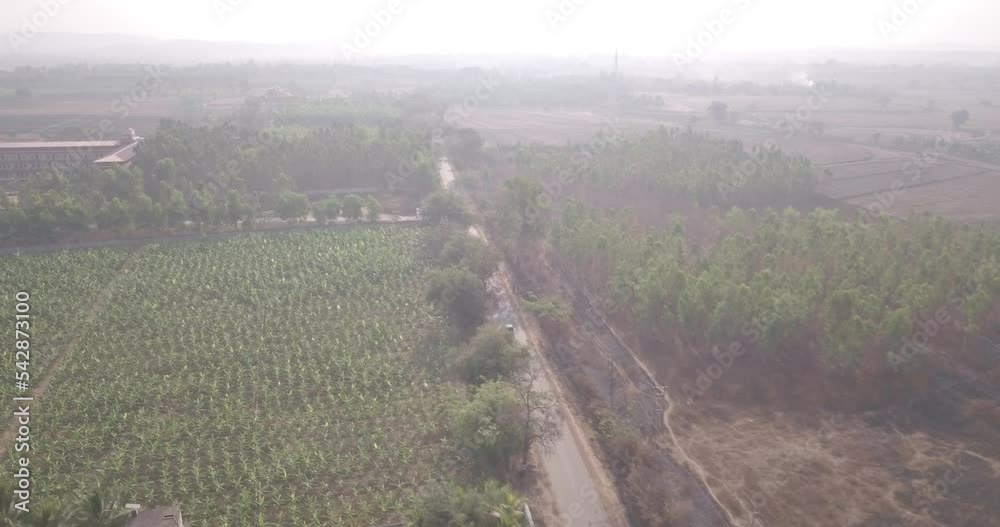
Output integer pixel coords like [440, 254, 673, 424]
[449, 381, 525, 473]
[495, 176, 549, 240]
[276, 191, 310, 221]
[512, 127, 815, 206]
[522, 296, 571, 325]
[423, 190, 474, 226]
[365, 196, 383, 222]
[454, 326, 529, 385]
[427, 266, 489, 332]
[312, 196, 341, 224]
[553, 203, 1000, 371]
[0, 228, 468, 526]
[341, 194, 365, 220]
[447, 128, 486, 170]
[0, 117, 438, 243]
[0, 480, 126, 527]
[425, 225, 501, 280]
[410, 480, 523, 527]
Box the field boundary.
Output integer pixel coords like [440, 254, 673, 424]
[0, 248, 141, 461]
[0, 218, 422, 255]
[550, 260, 741, 526]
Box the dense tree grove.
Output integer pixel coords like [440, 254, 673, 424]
[0, 119, 436, 242]
[552, 203, 1000, 375]
[512, 127, 816, 205]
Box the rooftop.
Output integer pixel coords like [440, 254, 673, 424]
[125, 506, 184, 527]
[95, 140, 142, 165]
[0, 140, 121, 150]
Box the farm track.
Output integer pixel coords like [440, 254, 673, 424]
[549, 262, 736, 527]
[0, 248, 140, 462]
[443, 157, 627, 527]
[834, 170, 990, 201]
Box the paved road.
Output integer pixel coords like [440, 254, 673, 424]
[442, 157, 621, 527]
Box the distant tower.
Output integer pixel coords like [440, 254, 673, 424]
[614, 49, 619, 79]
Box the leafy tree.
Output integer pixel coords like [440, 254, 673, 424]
[342, 194, 365, 221]
[364, 196, 383, 222]
[312, 196, 341, 224]
[276, 191, 310, 222]
[426, 266, 488, 332]
[429, 227, 500, 280]
[523, 296, 571, 337]
[422, 190, 473, 226]
[951, 109, 970, 129]
[454, 326, 529, 385]
[496, 177, 549, 240]
[97, 198, 133, 231]
[450, 380, 526, 474]
[225, 188, 256, 227]
[448, 128, 486, 170]
[707, 100, 728, 121]
[451, 379, 559, 476]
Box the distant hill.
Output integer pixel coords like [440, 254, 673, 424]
[0, 32, 344, 66]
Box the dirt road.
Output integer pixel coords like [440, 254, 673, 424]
[441, 156, 625, 527]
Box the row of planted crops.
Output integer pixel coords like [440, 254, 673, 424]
[1, 227, 469, 526]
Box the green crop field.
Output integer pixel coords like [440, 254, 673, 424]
[1, 227, 467, 527]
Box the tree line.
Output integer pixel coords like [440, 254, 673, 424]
[510, 126, 817, 206]
[551, 202, 1000, 402]
[0, 119, 438, 243]
[412, 190, 561, 524]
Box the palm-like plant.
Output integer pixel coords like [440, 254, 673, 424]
[75, 490, 127, 527]
[483, 481, 524, 527]
[0, 480, 25, 527]
[25, 499, 69, 527]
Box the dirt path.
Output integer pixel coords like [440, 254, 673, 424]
[561, 277, 736, 527]
[0, 248, 139, 461]
[444, 157, 627, 527]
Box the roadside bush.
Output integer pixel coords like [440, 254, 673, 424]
[427, 266, 489, 332]
[454, 326, 528, 385]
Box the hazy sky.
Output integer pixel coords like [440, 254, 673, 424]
[4, 0, 998, 57]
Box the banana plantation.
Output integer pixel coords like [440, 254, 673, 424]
[1, 228, 468, 526]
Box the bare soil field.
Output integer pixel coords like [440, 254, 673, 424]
[0, 95, 244, 138]
[504, 237, 1000, 527]
[450, 107, 664, 145]
[671, 400, 1000, 527]
[463, 100, 1000, 222]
